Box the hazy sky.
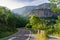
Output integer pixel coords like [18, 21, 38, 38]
[0, 0, 49, 10]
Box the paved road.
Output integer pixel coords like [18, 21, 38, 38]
[0, 29, 33, 40]
[0, 28, 58, 40]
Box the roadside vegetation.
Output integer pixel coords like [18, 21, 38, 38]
[0, 6, 28, 38]
[25, 0, 60, 40]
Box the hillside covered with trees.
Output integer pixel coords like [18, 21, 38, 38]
[0, 6, 28, 38]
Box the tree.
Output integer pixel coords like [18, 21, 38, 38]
[49, 0, 60, 36]
[53, 15, 60, 34]
[49, 0, 60, 12]
[29, 14, 45, 33]
[0, 6, 17, 33]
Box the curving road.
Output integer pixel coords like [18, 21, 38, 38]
[0, 28, 58, 40]
[0, 28, 34, 40]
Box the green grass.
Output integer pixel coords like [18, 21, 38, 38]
[52, 33, 60, 37]
[0, 30, 17, 38]
[0, 32, 12, 38]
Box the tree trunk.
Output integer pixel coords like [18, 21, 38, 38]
[37, 30, 40, 34]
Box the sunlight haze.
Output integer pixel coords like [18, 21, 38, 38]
[0, 0, 49, 10]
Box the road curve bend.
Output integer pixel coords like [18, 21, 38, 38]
[0, 29, 33, 40]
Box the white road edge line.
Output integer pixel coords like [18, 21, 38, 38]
[26, 30, 32, 40]
[48, 35, 59, 38]
[8, 37, 17, 40]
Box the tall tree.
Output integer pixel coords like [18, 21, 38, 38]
[49, 0, 60, 12]
[49, 0, 60, 35]
[29, 15, 45, 33]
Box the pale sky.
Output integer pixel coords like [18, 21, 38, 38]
[0, 0, 49, 10]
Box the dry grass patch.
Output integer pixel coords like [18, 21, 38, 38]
[33, 30, 48, 40]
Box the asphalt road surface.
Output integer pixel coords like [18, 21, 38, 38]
[0, 29, 34, 40]
[0, 28, 58, 40]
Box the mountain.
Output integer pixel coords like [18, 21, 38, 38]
[13, 3, 51, 16]
[36, 3, 51, 9]
[30, 3, 57, 17]
[13, 3, 57, 17]
[13, 6, 36, 16]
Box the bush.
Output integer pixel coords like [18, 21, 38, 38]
[25, 23, 32, 29]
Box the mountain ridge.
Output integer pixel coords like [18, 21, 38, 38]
[13, 3, 50, 15]
[13, 3, 57, 17]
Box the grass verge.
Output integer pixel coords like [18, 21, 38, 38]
[0, 29, 17, 38]
[34, 33, 48, 40]
[0, 32, 12, 38]
[33, 30, 48, 40]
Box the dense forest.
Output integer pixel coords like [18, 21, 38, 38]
[0, 6, 28, 38]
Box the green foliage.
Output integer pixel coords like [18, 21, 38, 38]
[26, 14, 56, 34]
[25, 23, 32, 28]
[0, 7, 17, 32]
[0, 6, 28, 31]
[49, 0, 60, 12]
[0, 32, 11, 38]
[0, 6, 28, 38]
[49, 0, 60, 37]
[15, 16, 28, 28]
[53, 16, 60, 33]
[26, 14, 46, 31]
[30, 15, 40, 25]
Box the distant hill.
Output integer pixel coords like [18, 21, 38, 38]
[36, 3, 50, 9]
[13, 3, 57, 17]
[13, 6, 36, 16]
[13, 3, 50, 15]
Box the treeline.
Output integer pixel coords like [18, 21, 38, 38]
[25, 14, 60, 36]
[0, 6, 28, 38]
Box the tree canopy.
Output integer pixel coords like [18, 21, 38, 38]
[49, 0, 60, 12]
